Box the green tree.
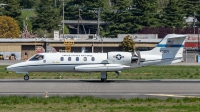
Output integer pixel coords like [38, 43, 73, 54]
[64, 0, 109, 34]
[0, 0, 23, 30]
[181, 0, 200, 17]
[0, 16, 20, 38]
[0, 7, 4, 16]
[161, 0, 185, 28]
[19, 0, 36, 9]
[32, 0, 60, 33]
[64, 0, 107, 20]
[1, 0, 21, 19]
[102, 0, 134, 37]
[120, 35, 135, 52]
[131, 0, 160, 31]
[157, 0, 169, 11]
[196, 10, 200, 27]
[102, 0, 160, 37]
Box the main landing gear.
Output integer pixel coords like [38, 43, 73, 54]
[24, 74, 29, 81]
[100, 71, 107, 82]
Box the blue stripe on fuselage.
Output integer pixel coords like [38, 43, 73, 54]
[156, 44, 184, 47]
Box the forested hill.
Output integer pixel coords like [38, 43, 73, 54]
[0, 0, 200, 38]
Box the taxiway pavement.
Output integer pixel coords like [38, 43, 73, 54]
[0, 79, 200, 99]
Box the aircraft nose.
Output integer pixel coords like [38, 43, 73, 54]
[6, 65, 12, 71]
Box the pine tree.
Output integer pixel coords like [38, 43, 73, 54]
[102, 0, 134, 37]
[19, 0, 35, 9]
[32, 0, 60, 33]
[157, 0, 169, 11]
[161, 0, 185, 28]
[131, 0, 160, 31]
[181, 0, 200, 17]
[1, 0, 21, 19]
[64, 0, 109, 34]
[103, 0, 160, 37]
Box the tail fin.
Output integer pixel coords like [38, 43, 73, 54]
[142, 34, 187, 64]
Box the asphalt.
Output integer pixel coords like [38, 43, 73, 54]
[0, 79, 199, 99]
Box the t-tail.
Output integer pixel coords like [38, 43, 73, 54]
[140, 34, 187, 65]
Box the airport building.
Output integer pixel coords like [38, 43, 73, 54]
[0, 34, 198, 60]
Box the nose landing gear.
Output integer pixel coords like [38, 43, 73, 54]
[24, 74, 29, 81]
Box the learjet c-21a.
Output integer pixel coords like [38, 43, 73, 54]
[6, 34, 187, 82]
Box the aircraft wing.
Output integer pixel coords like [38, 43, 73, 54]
[74, 64, 130, 72]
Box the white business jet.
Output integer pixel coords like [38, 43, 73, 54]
[6, 34, 187, 82]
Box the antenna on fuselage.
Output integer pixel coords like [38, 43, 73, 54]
[131, 51, 141, 65]
[136, 51, 141, 65]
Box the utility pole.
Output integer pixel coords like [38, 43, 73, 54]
[62, 0, 64, 38]
[54, 0, 56, 8]
[108, 0, 112, 7]
[194, 12, 196, 34]
[77, 8, 80, 34]
[97, 8, 103, 53]
[97, 8, 100, 37]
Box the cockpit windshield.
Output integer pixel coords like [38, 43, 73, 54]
[29, 54, 44, 61]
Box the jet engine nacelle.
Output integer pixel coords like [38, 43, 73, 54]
[107, 52, 132, 64]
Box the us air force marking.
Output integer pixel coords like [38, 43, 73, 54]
[113, 54, 124, 60]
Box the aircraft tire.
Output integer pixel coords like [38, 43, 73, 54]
[24, 75, 29, 81]
[101, 78, 106, 82]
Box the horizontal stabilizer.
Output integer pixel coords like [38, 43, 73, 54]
[166, 35, 187, 39]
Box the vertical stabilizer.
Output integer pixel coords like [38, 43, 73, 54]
[141, 34, 187, 64]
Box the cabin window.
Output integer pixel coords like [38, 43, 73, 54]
[60, 57, 64, 61]
[68, 57, 71, 61]
[29, 54, 44, 61]
[76, 57, 79, 61]
[83, 57, 87, 61]
[91, 57, 95, 61]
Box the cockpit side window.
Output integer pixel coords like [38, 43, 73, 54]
[60, 57, 64, 61]
[29, 55, 44, 61]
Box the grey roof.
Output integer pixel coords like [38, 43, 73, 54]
[0, 38, 162, 43]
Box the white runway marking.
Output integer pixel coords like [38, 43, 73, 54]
[146, 94, 200, 98]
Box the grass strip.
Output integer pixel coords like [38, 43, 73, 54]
[0, 96, 200, 112]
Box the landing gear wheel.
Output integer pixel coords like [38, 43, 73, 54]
[100, 72, 107, 82]
[24, 75, 29, 81]
[101, 78, 106, 82]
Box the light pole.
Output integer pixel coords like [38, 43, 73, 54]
[97, 8, 100, 37]
[62, 0, 64, 38]
[101, 38, 103, 53]
[194, 12, 196, 34]
[77, 8, 80, 34]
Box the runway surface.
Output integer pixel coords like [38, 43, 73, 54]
[0, 79, 200, 99]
